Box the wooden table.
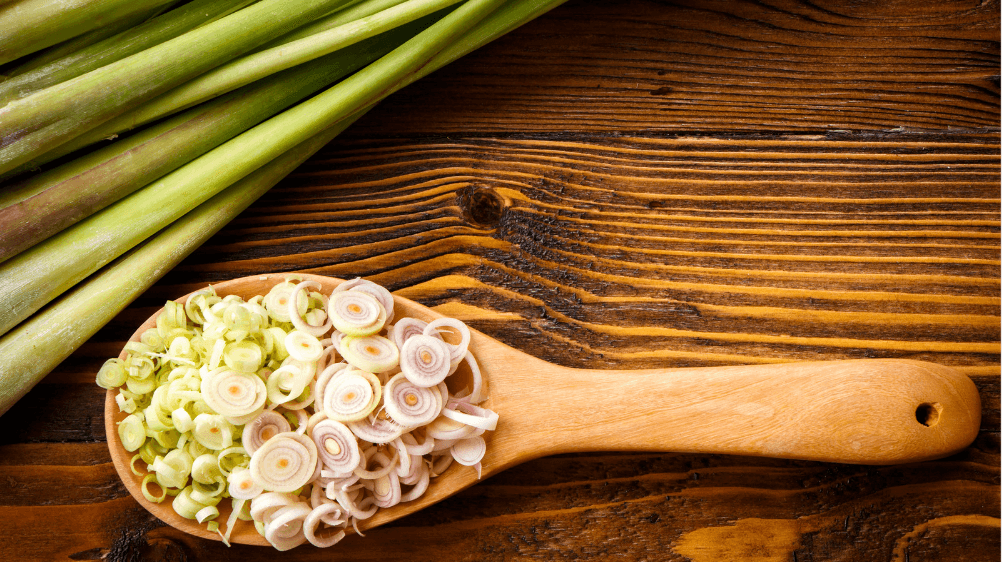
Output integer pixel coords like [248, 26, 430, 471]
[1, 1, 998, 560]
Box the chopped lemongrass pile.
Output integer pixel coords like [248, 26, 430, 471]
[98, 277, 496, 550]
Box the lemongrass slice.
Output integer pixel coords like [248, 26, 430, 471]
[369, 470, 401, 508]
[441, 400, 499, 431]
[304, 503, 347, 548]
[383, 373, 441, 427]
[285, 330, 323, 362]
[347, 414, 408, 445]
[201, 369, 267, 418]
[328, 291, 385, 336]
[423, 318, 470, 365]
[451, 435, 486, 467]
[249, 431, 318, 493]
[222, 340, 264, 373]
[190, 453, 223, 485]
[311, 419, 361, 474]
[339, 335, 399, 373]
[390, 317, 436, 350]
[242, 409, 292, 456]
[354, 450, 399, 480]
[288, 280, 333, 337]
[118, 414, 146, 452]
[141, 473, 167, 503]
[334, 278, 396, 325]
[399, 465, 430, 502]
[399, 335, 451, 388]
[265, 364, 310, 407]
[192, 413, 235, 450]
[320, 369, 380, 423]
[228, 467, 264, 500]
[250, 492, 298, 523]
[401, 430, 435, 456]
[453, 351, 486, 404]
[263, 281, 306, 324]
[264, 502, 311, 551]
[424, 414, 476, 440]
[314, 362, 347, 412]
[196, 506, 220, 523]
[96, 358, 127, 389]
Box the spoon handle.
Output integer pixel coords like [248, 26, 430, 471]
[499, 359, 980, 465]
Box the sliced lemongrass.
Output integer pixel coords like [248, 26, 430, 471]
[354, 450, 398, 480]
[191, 453, 224, 485]
[242, 411, 292, 456]
[314, 362, 347, 412]
[288, 407, 310, 433]
[192, 413, 235, 450]
[249, 431, 318, 493]
[208, 338, 226, 370]
[429, 453, 453, 477]
[201, 369, 267, 418]
[347, 413, 408, 445]
[452, 351, 486, 404]
[383, 372, 441, 427]
[263, 281, 306, 324]
[304, 503, 347, 548]
[339, 334, 399, 373]
[221, 497, 245, 547]
[141, 473, 167, 503]
[152, 449, 193, 489]
[130, 453, 146, 476]
[285, 330, 323, 362]
[424, 414, 475, 440]
[450, 435, 485, 467]
[118, 413, 146, 452]
[423, 317, 470, 367]
[263, 502, 311, 551]
[369, 470, 401, 508]
[288, 280, 333, 337]
[441, 400, 498, 431]
[228, 466, 265, 500]
[334, 278, 396, 324]
[311, 419, 361, 474]
[265, 364, 310, 407]
[96, 358, 128, 389]
[328, 291, 385, 336]
[222, 340, 264, 373]
[320, 368, 380, 423]
[332, 487, 378, 520]
[309, 485, 346, 524]
[250, 491, 299, 523]
[399, 334, 451, 388]
[390, 317, 438, 350]
[189, 480, 225, 505]
[225, 405, 266, 427]
[281, 379, 317, 411]
[401, 430, 435, 456]
[196, 506, 220, 523]
[399, 465, 430, 502]
[115, 391, 137, 414]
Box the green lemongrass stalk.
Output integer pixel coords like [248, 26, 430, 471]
[0, 0, 259, 103]
[0, 0, 422, 177]
[0, 2, 169, 78]
[116, 0, 467, 118]
[0, 115, 359, 417]
[0, 23, 423, 260]
[0, 0, 178, 66]
[0, 0, 354, 176]
[0, 0, 501, 337]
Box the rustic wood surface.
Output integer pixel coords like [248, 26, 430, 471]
[0, 0, 998, 560]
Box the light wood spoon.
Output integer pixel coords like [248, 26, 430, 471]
[105, 273, 982, 547]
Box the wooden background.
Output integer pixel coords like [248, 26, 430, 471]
[0, 0, 999, 560]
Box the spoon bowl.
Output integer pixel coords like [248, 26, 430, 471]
[105, 273, 982, 546]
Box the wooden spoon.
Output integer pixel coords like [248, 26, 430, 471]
[105, 273, 982, 546]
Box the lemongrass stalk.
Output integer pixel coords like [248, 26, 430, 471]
[112, 0, 466, 118]
[0, 0, 178, 66]
[0, 0, 421, 176]
[0, 0, 355, 176]
[0, 25, 419, 260]
[0, 115, 359, 417]
[0, 0, 259, 103]
[0, 2, 169, 78]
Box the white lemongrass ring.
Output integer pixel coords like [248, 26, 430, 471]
[401, 430, 435, 456]
[228, 467, 264, 500]
[328, 291, 385, 336]
[250, 492, 298, 523]
[288, 280, 332, 337]
[451, 435, 486, 467]
[249, 432, 318, 493]
[264, 503, 311, 551]
[441, 400, 499, 431]
[312, 420, 361, 474]
[334, 278, 396, 324]
[309, 486, 347, 526]
[242, 410, 292, 455]
[390, 317, 436, 350]
[321, 368, 380, 422]
[369, 471, 401, 508]
[340, 334, 399, 374]
[304, 503, 347, 548]
[285, 330, 323, 363]
[201, 369, 266, 418]
[399, 465, 430, 502]
[423, 318, 470, 365]
[265, 365, 310, 407]
[430, 453, 453, 477]
[353, 450, 398, 480]
[425, 413, 476, 440]
[453, 351, 486, 404]
[383, 373, 442, 427]
[347, 414, 408, 445]
[263, 281, 302, 324]
[399, 335, 451, 388]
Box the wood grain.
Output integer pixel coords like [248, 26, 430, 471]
[0, 0, 998, 560]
